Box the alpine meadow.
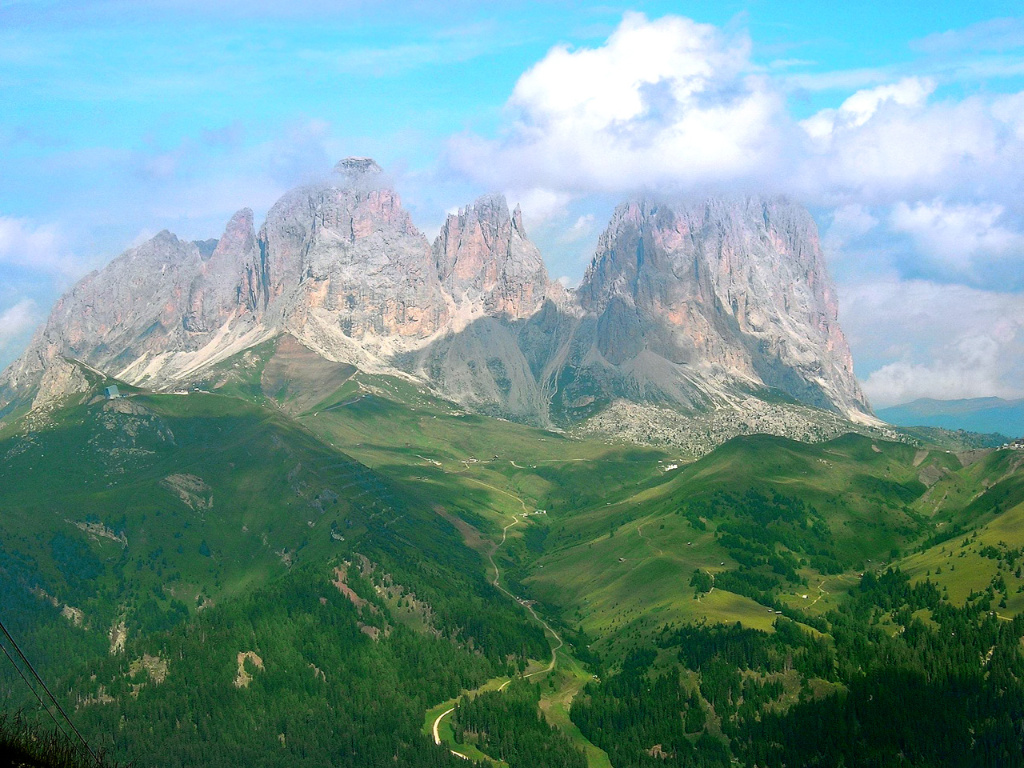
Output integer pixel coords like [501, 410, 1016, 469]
[2, 4, 1024, 768]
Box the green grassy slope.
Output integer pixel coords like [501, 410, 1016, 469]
[1, 392, 391, 616]
[6, 354, 1024, 767]
[524, 434, 1011, 658]
[899, 449, 1024, 608]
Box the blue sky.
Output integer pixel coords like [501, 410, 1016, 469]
[2, 1, 1024, 406]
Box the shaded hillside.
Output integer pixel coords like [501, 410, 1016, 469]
[0, 714, 121, 768]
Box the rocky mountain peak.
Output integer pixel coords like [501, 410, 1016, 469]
[512, 203, 525, 235]
[467, 193, 512, 225]
[152, 229, 180, 244]
[576, 194, 870, 418]
[210, 208, 255, 261]
[261, 159, 447, 344]
[184, 207, 265, 338]
[334, 157, 384, 184]
[1, 161, 873, 439]
[433, 193, 549, 320]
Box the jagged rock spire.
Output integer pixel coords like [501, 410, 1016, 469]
[333, 157, 383, 184]
[432, 193, 549, 320]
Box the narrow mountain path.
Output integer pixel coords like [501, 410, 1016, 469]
[636, 523, 665, 556]
[809, 582, 828, 608]
[320, 393, 367, 412]
[425, 478, 601, 764]
[459, 475, 531, 515]
[696, 569, 716, 602]
[486, 513, 562, 677]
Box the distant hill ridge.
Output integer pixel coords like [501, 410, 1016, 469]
[0, 157, 873, 435]
[878, 397, 1024, 439]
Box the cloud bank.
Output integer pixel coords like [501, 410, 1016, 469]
[842, 280, 1024, 407]
[0, 298, 40, 368]
[0, 217, 82, 278]
[452, 14, 1024, 215]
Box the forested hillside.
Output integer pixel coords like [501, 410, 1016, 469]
[0, 390, 546, 766]
[3, 376, 1024, 767]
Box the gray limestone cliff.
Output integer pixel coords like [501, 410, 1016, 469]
[184, 207, 266, 337]
[0, 211, 271, 395]
[10, 230, 208, 379]
[263, 158, 449, 343]
[0, 160, 873, 437]
[398, 194, 564, 421]
[564, 196, 870, 420]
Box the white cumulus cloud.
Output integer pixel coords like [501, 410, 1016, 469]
[509, 188, 574, 223]
[890, 199, 1024, 273]
[864, 337, 1013, 407]
[562, 214, 596, 243]
[0, 298, 41, 361]
[0, 217, 81, 277]
[449, 12, 787, 196]
[450, 13, 1024, 237]
[800, 77, 935, 142]
[796, 85, 1024, 206]
[0, 299, 38, 339]
[823, 203, 879, 251]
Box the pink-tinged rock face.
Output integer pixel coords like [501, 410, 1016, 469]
[652, 217, 690, 252]
[433, 194, 550, 321]
[210, 208, 255, 262]
[183, 207, 264, 341]
[256, 165, 450, 341]
[350, 189, 408, 239]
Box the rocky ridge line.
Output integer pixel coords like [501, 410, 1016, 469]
[0, 158, 875, 439]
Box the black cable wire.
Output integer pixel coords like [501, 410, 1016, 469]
[0, 617, 101, 765]
[0, 637, 72, 742]
[0, 619, 97, 761]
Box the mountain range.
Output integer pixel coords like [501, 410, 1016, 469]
[0, 158, 873, 445]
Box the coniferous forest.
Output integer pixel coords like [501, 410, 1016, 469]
[571, 569, 1024, 767]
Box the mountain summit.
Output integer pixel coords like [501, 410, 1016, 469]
[433, 193, 548, 321]
[571, 197, 868, 417]
[0, 159, 872, 440]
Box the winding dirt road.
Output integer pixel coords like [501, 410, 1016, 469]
[428, 487, 563, 761]
[431, 707, 468, 760]
[487, 514, 563, 676]
[432, 707, 454, 745]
